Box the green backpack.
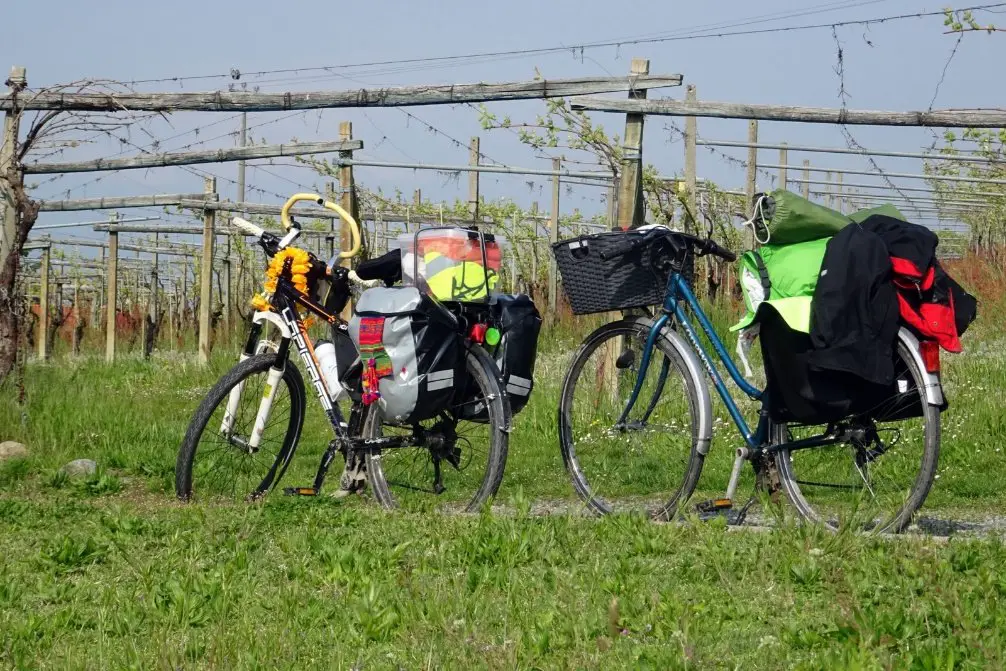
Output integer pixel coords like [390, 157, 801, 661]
[732, 197, 908, 335]
[731, 237, 829, 334]
[749, 189, 851, 245]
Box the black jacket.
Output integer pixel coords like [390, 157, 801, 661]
[808, 222, 899, 386]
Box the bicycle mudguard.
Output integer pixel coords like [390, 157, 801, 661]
[630, 316, 714, 455]
[898, 327, 944, 407]
[252, 310, 294, 340]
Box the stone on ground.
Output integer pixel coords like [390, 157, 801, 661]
[0, 441, 28, 461]
[61, 459, 98, 477]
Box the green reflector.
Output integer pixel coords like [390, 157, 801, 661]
[485, 327, 501, 346]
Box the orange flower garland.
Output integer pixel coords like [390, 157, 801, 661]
[249, 246, 317, 326]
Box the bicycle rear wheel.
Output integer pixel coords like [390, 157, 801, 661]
[176, 353, 306, 503]
[773, 339, 940, 533]
[363, 344, 511, 512]
[558, 320, 707, 519]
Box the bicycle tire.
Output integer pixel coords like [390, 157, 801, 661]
[176, 353, 306, 502]
[363, 344, 511, 512]
[558, 319, 707, 519]
[773, 340, 941, 533]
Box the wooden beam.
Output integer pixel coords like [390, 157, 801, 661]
[38, 236, 201, 257]
[177, 199, 495, 225]
[25, 140, 363, 175]
[789, 176, 1006, 199]
[39, 193, 206, 212]
[697, 139, 1006, 165]
[762, 163, 1006, 186]
[572, 98, 1006, 128]
[3, 75, 684, 112]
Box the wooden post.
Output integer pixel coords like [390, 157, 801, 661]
[825, 172, 833, 208]
[338, 122, 357, 321]
[37, 246, 50, 360]
[745, 120, 759, 248]
[836, 173, 844, 213]
[91, 262, 101, 332]
[143, 232, 159, 358]
[606, 183, 617, 230]
[469, 137, 480, 223]
[779, 143, 788, 190]
[181, 261, 189, 340]
[0, 67, 26, 272]
[325, 180, 337, 259]
[198, 177, 216, 364]
[52, 282, 62, 358]
[683, 84, 697, 233]
[548, 157, 560, 316]
[105, 225, 118, 363]
[509, 216, 518, 293]
[167, 286, 175, 350]
[616, 58, 650, 231]
[801, 160, 811, 200]
[529, 202, 539, 290]
[413, 189, 421, 207]
[72, 282, 81, 356]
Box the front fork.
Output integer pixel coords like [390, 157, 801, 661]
[221, 320, 288, 454]
[220, 322, 264, 436]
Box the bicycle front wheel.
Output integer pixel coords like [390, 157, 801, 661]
[363, 344, 511, 512]
[774, 339, 941, 533]
[176, 353, 306, 503]
[558, 320, 707, 519]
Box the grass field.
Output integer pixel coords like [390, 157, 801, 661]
[2, 277, 1006, 668]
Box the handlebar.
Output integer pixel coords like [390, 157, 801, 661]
[599, 236, 642, 261]
[280, 192, 362, 260]
[231, 217, 264, 238]
[695, 237, 737, 263]
[599, 228, 737, 264]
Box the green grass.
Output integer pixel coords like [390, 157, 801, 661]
[2, 303, 1006, 668]
[3, 494, 1006, 668]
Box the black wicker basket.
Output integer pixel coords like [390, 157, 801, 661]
[551, 231, 671, 315]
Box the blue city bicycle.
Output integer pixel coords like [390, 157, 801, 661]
[553, 223, 941, 533]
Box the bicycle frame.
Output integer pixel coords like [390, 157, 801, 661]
[619, 266, 770, 450]
[233, 275, 413, 494]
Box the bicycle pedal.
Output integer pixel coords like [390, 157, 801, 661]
[695, 498, 733, 513]
[283, 487, 318, 497]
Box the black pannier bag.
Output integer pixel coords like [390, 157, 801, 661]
[348, 287, 464, 425]
[758, 305, 939, 425]
[458, 293, 542, 422]
[490, 294, 541, 415]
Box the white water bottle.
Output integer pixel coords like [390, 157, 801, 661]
[315, 340, 346, 401]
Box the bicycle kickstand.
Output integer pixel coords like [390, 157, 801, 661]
[694, 446, 752, 525]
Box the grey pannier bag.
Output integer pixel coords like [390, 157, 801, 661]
[348, 286, 464, 425]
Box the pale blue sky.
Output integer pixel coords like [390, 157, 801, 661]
[3, 0, 1003, 232]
